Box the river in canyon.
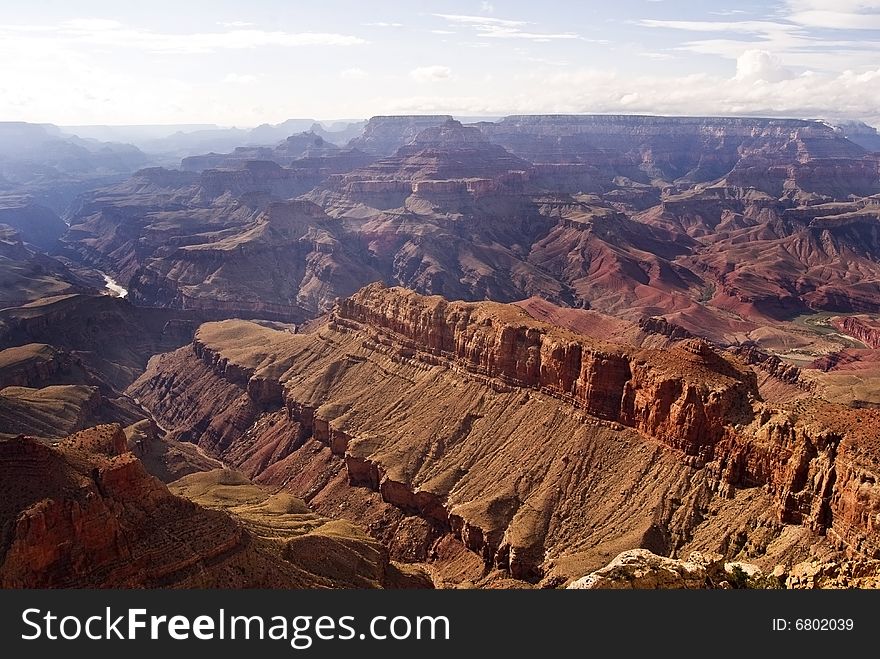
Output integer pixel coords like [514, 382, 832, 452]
[101, 273, 128, 298]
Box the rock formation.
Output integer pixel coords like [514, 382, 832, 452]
[6, 113, 880, 590]
[568, 548, 880, 589]
[833, 315, 880, 348]
[52, 115, 880, 364]
[129, 284, 880, 585]
[0, 203, 67, 250]
[0, 424, 429, 588]
[347, 115, 455, 156]
[0, 231, 95, 307]
[0, 294, 204, 389]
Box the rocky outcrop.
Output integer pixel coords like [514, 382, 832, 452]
[347, 115, 454, 156]
[639, 316, 694, 341]
[193, 336, 284, 408]
[730, 345, 809, 388]
[786, 559, 880, 588]
[0, 425, 427, 588]
[336, 284, 757, 458]
[0, 425, 247, 587]
[570, 548, 880, 589]
[567, 549, 730, 589]
[131, 285, 880, 584]
[833, 316, 880, 348]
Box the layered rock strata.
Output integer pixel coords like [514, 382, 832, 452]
[0, 424, 424, 588]
[130, 285, 880, 582]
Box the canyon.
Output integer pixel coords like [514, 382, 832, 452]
[2, 114, 880, 588]
[127, 284, 879, 585]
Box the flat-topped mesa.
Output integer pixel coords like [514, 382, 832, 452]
[403, 119, 489, 148]
[0, 343, 74, 388]
[478, 115, 872, 194]
[348, 115, 454, 156]
[489, 114, 846, 139]
[192, 334, 283, 407]
[334, 120, 531, 189]
[196, 160, 314, 201]
[129, 166, 201, 189]
[334, 283, 758, 459]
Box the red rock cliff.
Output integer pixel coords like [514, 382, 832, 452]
[335, 283, 757, 460]
[0, 425, 246, 587]
[331, 284, 878, 559]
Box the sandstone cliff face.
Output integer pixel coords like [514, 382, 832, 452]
[833, 316, 880, 348]
[332, 287, 880, 558]
[0, 343, 75, 388]
[0, 425, 246, 587]
[0, 424, 425, 588]
[130, 285, 880, 583]
[336, 284, 757, 459]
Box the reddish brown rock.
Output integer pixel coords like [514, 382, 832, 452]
[0, 424, 430, 588]
[130, 285, 880, 583]
[833, 315, 880, 348]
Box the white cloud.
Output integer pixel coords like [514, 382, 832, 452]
[734, 49, 793, 82]
[786, 0, 880, 29]
[364, 22, 403, 28]
[409, 65, 453, 83]
[62, 19, 124, 31]
[0, 20, 367, 54]
[434, 13, 579, 40]
[431, 30, 456, 35]
[480, 1, 495, 12]
[638, 19, 798, 34]
[637, 12, 880, 73]
[218, 21, 255, 28]
[340, 67, 369, 80]
[378, 64, 880, 127]
[223, 73, 258, 84]
[434, 14, 526, 27]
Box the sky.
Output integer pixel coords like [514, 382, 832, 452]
[1, 0, 880, 127]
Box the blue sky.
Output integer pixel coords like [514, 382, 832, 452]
[2, 1, 879, 125]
